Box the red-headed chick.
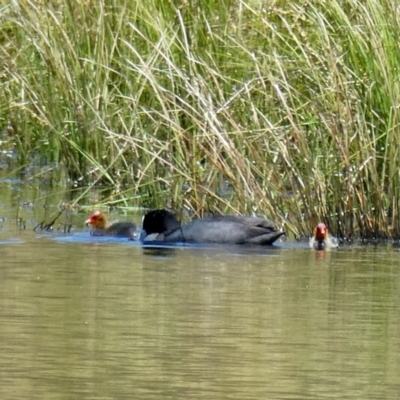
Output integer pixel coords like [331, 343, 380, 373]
[309, 222, 338, 250]
[85, 211, 137, 239]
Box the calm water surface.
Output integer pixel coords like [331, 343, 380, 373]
[0, 224, 399, 399]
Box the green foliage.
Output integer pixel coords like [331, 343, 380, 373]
[1, 0, 400, 239]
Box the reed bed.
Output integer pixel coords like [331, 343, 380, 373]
[1, 0, 400, 239]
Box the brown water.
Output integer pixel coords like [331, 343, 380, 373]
[0, 225, 399, 399]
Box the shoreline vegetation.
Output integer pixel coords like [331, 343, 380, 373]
[1, 0, 400, 240]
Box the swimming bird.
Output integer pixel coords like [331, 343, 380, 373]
[309, 222, 338, 250]
[140, 209, 284, 245]
[85, 211, 137, 239]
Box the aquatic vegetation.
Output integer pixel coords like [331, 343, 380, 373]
[1, 0, 400, 239]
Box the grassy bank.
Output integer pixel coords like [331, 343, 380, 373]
[1, 0, 400, 239]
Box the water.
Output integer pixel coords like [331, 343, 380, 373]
[0, 227, 399, 399]
[0, 176, 399, 399]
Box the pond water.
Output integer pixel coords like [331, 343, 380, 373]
[0, 182, 399, 399]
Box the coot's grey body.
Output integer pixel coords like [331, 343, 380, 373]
[141, 210, 284, 245]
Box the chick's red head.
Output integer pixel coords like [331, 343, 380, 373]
[314, 222, 328, 241]
[85, 211, 107, 229]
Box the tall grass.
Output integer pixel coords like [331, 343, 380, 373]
[1, 0, 400, 239]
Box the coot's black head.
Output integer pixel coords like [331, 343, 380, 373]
[142, 209, 180, 236]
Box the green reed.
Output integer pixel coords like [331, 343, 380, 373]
[1, 0, 400, 239]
